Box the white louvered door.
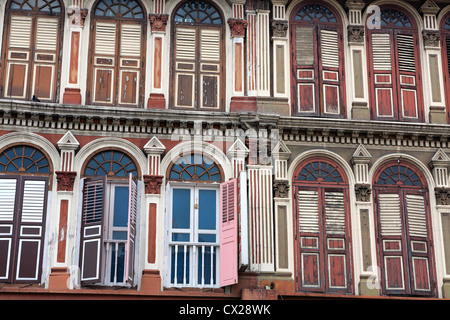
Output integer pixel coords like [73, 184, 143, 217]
[173, 26, 222, 110]
[296, 188, 351, 293]
[375, 190, 434, 296]
[91, 21, 143, 106]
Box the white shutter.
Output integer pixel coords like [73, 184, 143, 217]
[298, 190, 320, 233]
[9, 15, 32, 49]
[200, 29, 220, 61]
[397, 34, 416, 73]
[406, 194, 427, 238]
[372, 33, 392, 70]
[378, 193, 402, 236]
[95, 22, 116, 56]
[324, 191, 345, 235]
[35, 18, 58, 51]
[120, 24, 141, 57]
[296, 27, 314, 66]
[175, 27, 196, 60]
[0, 179, 17, 221]
[21, 180, 46, 223]
[320, 29, 339, 68]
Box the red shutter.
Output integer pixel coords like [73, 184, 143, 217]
[126, 174, 138, 285]
[79, 176, 106, 284]
[219, 179, 238, 287]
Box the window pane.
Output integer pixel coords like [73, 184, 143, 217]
[113, 186, 129, 228]
[198, 190, 216, 230]
[172, 188, 191, 229]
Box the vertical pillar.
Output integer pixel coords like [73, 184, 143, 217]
[141, 136, 166, 294]
[346, 0, 369, 120]
[420, 0, 446, 124]
[148, 0, 168, 109]
[48, 131, 80, 289]
[63, 2, 88, 105]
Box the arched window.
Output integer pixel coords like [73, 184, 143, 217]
[79, 148, 139, 286]
[170, 0, 224, 110]
[0, 0, 64, 102]
[87, 0, 146, 107]
[0, 144, 50, 284]
[440, 12, 450, 123]
[292, 157, 353, 294]
[366, 6, 423, 122]
[373, 161, 436, 297]
[290, 2, 346, 118]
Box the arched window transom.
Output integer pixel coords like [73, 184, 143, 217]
[169, 153, 222, 182]
[84, 150, 138, 177]
[0, 145, 50, 173]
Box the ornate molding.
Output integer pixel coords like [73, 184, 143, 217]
[348, 26, 365, 43]
[56, 171, 77, 192]
[228, 18, 248, 37]
[355, 184, 372, 202]
[435, 187, 450, 205]
[144, 175, 164, 194]
[271, 20, 288, 38]
[149, 14, 169, 33]
[423, 30, 440, 47]
[67, 7, 88, 27]
[273, 180, 290, 198]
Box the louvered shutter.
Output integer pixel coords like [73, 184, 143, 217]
[297, 189, 321, 289]
[199, 29, 221, 109]
[79, 176, 106, 284]
[219, 179, 238, 287]
[119, 24, 141, 106]
[294, 27, 317, 114]
[0, 178, 18, 282]
[174, 27, 196, 108]
[405, 193, 433, 294]
[396, 33, 419, 120]
[4, 15, 32, 99]
[15, 177, 48, 282]
[92, 22, 116, 104]
[125, 174, 138, 285]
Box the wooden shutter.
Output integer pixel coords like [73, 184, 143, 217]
[126, 174, 138, 285]
[33, 17, 58, 101]
[92, 22, 116, 104]
[294, 27, 317, 115]
[319, 29, 341, 116]
[0, 178, 18, 282]
[219, 178, 238, 287]
[79, 176, 106, 284]
[174, 27, 196, 108]
[199, 29, 221, 109]
[4, 15, 32, 99]
[119, 24, 141, 106]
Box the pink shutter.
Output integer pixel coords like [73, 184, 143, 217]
[219, 179, 238, 287]
[126, 174, 138, 285]
[79, 176, 106, 284]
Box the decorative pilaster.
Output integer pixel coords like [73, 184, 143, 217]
[147, 0, 168, 110]
[62, 5, 88, 105]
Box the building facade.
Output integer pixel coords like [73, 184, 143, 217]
[0, 0, 450, 300]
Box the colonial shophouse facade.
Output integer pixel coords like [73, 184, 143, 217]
[1, 0, 450, 300]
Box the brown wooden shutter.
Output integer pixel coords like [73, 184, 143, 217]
[0, 177, 19, 282]
[79, 176, 106, 284]
[126, 174, 137, 285]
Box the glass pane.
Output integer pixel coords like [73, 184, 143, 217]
[198, 190, 216, 230]
[113, 186, 129, 228]
[172, 188, 191, 229]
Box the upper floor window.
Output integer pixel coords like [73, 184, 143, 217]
[170, 0, 225, 111]
[86, 0, 147, 107]
[290, 2, 346, 118]
[0, 0, 63, 102]
[366, 6, 424, 122]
